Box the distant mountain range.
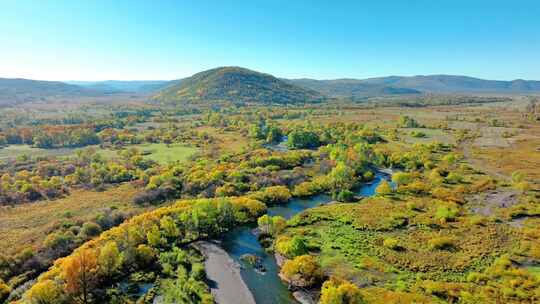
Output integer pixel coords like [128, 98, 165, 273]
[0, 78, 175, 105]
[0, 78, 101, 105]
[287, 75, 540, 99]
[67, 80, 174, 94]
[152, 67, 324, 104]
[285, 78, 422, 98]
[2, 68, 540, 105]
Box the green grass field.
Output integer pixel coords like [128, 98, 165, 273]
[0, 144, 81, 160]
[138, 143, 199, 164]
[98, 143, 199, 164]
[99, 143, 199, 164]
[399, 128, 456, 144]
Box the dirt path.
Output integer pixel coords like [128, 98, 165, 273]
[195, 241, 256, 304]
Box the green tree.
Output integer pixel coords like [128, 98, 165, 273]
[275, 236, 308, 258]
[80, 222, 101, 237]
[98, 241, 123, 278]
[136, 244, 156, 267]
[287, 129, 320, 149]
[328, 162, 355, 192]
[266, 126, 283, 143]
[398, 116, 421, 128]
[160, 216, 180, 238]
[258, 215, 287, 235]
[147, 225, 166, 248]
[161, 264, 213, 304]
[435, 206, 459, 223]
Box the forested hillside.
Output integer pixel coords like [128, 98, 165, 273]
[152, 67, 325, 104]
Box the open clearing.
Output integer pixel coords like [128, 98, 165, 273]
[399, 127, 455, 144]
[137, 143, 199, 164]
[99, 143, 199, 164]
[0, 144, 81, 160]
[471, 138, 540, 186]
[195, 126, 249, 153]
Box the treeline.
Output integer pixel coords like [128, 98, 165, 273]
[365, 95, 512, 107]
[0, 126, 100, 149]
[0, 109, 164, 149]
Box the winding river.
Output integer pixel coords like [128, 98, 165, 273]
[220, 172, 390, 304]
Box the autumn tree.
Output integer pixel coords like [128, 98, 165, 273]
[375, 180, 393, 195]
[391, 172, 412, 186]
[250, 186, 292, 205]
[0, 278, 10, 303]
[63, 248, 98, 304]
[280, 255, 322, 287]
[27, 279, 63, 304]
[320, 277, 365, 304]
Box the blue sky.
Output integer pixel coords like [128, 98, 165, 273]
[1, 0, 539, 81]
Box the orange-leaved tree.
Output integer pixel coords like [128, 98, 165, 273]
[63, 248, 98, 304]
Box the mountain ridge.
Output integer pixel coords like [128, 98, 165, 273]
[288, 74, 540, 97]
[67, 80, 174, 94]
[0, 78, 103, 105]
[284, 78, 421, 98]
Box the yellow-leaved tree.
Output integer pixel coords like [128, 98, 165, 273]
[320, 277, 365, 304]
[26, 279, 62, 304]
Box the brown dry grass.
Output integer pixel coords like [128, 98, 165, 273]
[471, 137, 540, 185]
[0, 184, 142, 255]
[195, 126, 249, 153]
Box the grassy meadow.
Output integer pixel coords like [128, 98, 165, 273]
[0, 145, 81, 161]
[0, 184, 142, 256]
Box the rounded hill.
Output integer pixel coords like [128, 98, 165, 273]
[152, 66, 324, 104]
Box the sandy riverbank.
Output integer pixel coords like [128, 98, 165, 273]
[195, 241, 256, 304]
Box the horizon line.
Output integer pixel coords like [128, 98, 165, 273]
[1, 69, 539, 83]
